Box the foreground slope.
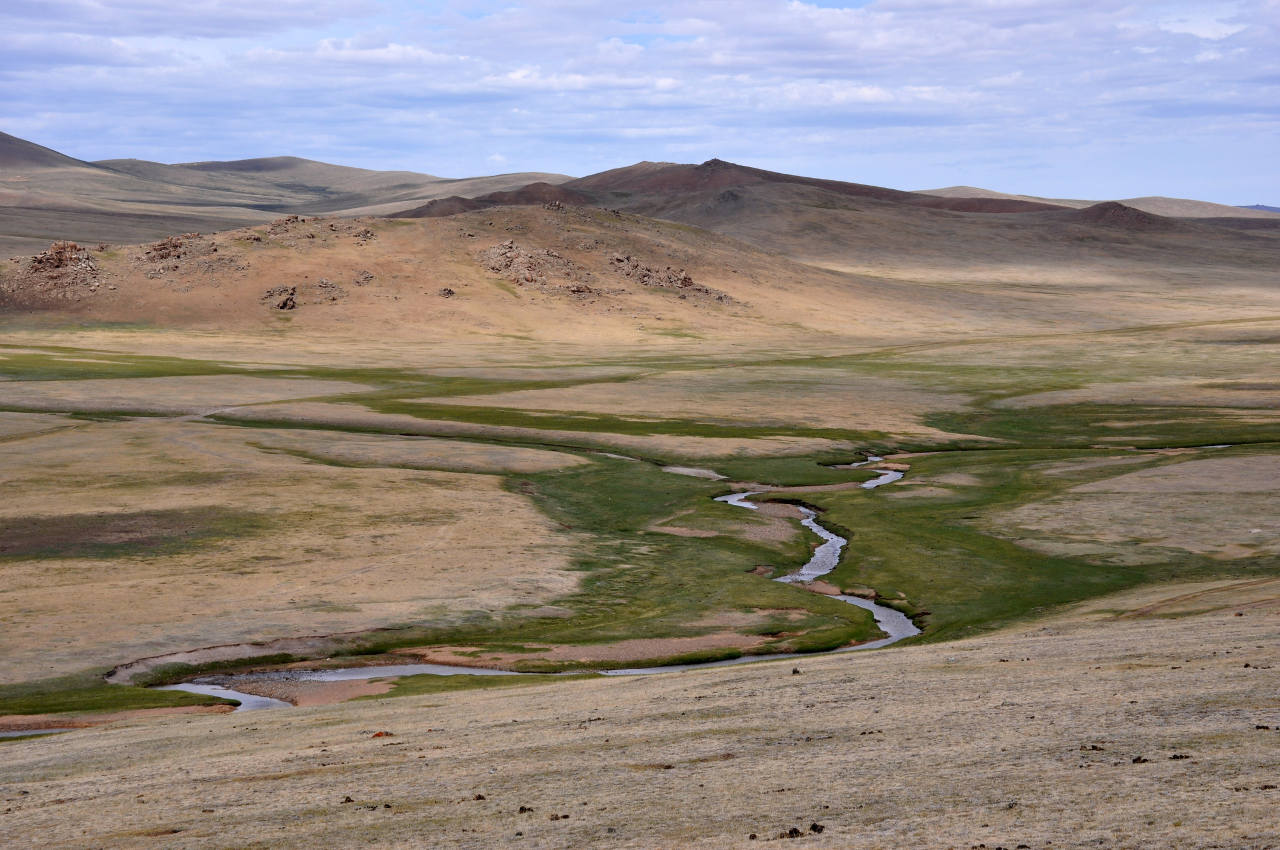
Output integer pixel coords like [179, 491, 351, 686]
[2, 579, 1276, 848]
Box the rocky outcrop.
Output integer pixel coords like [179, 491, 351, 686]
[608, 254, 695, 289]
[1, 241, 102, 306]
[607, 253, 733, 302]
[480, 240, 595, 297]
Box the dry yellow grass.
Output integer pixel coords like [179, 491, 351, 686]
[0, 410, 73, 439]
[1, 193, 1277, 848]
[423, 366, 975, 438]
[0, 374, 372, 414]
[989, 453, 1280, 563]
[1, 578, 1275, 849]
[0, 419, 578, 681]
[244, 428, 586, 474]
[220, 401, 859, 459]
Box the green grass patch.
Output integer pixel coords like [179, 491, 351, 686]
[928, 404, 1280, 449]
[799, 445, 1280, 642]
[285, 457, 880, 667]
[0, 671, 234, 715]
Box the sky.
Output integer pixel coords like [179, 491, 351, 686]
[1, 0, 1277, 203]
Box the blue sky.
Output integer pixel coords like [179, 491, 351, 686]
[1, 1, 1276, 203]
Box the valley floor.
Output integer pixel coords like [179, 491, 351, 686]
[0, 204, 1277, 846]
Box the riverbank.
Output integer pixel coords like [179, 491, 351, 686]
[3, 577, 1275, 848]
[139, 475, 921, 711]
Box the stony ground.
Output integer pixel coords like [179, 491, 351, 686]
[2, 578, 1276, 849]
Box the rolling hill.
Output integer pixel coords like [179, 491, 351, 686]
[0, 131, 570, 258]
[920, 183, 1280, 219]
[1, 135, 1279, 850]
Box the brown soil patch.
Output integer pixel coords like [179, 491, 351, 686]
[998, 379, 1280, 410]
[688, 608, 807, 629]
[755, 502, 804, 519]
[0, 703, 233, 733]
[1035, 455, 1152, 476]
[882, 485, 955, 499]
[0, 507, 255, 560]
[988, 450, 1280, 562]
[224, 678, 395, 707]
[927, 472, 981, 486]
[798, 580, 842, 596]
[648, 525, 718, 538]
[1118, 577, 1280, 619]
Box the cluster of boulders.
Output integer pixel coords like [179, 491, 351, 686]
[260, 278, 348, 310]
[135, 233, 223, 281]
[29, 240, 97, 274]
[607, 253, 732, 302]
[480, 240, 595, 296]
[1, 241, 103, 304]
[267, 215, 303, 235]
[251, 216, 378, 248]
[313, 278, 348, 302]
[144, 233, 203, 262]
[261, 285, 297, 310]
[608, 254, 695, 289]
[476, 239, 734, 304]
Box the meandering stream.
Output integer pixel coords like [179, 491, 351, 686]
[149, 458, 920, 710]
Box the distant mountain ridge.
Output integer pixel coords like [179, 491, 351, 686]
[5, 130, 1279, 263]
[0, 131, 571, 257]
[920, 185, 1280, 220]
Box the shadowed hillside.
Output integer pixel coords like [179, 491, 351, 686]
[0, 131, 571, 258]
[392, 158, 1280, 282]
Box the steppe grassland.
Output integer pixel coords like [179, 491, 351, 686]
[0, 416, 583, 682]
[1, 578, 1274, 849]
[0, 345, 883, 709]
[413, 365, 974, 439]
[2, 262, 1279, 713]
[0, 312, 1274, 696]
[788, 442, 1280, 642]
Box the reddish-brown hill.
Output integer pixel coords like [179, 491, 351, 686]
[1063, 201, 1182, 231]
[565, 159, 1063, 213]
[398, 182, 591, 218]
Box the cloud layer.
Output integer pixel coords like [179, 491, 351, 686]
[2, 0, 1277, 201]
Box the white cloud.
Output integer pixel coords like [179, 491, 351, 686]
[0, 0, 1276, 200]
[1158, 5, 1250, 39]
